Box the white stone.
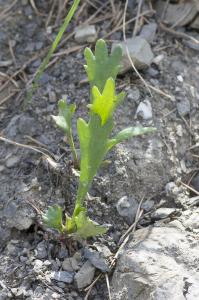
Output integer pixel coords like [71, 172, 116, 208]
[75, 25, 97, 43]
[135, 99, 153, 120]
[112, 37, 154, 73]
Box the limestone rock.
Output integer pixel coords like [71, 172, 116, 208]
[74, 261, 95, 289]
[75, 25, 97, 43]
[112, 226, 199, 300]
[156, 1, 197, 27]
[112, 37, 154, 73]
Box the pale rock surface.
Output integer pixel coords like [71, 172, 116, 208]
[112, 37, 154, 72]
[112, 226, 199, 300]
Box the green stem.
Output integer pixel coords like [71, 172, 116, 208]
[72, 182, 90, 217]
[28, 0, 81, 99]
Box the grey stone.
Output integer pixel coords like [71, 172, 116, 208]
[112, 226, 199, 300]
[186, 196, 199, 207]
[49, 90, 57, 103]
[74, 261, 95, 289]
[84, 247, 110, 272]
[141, 200, 155, 212]
[0, 290, 8, 300]
[58, 246, 68, 259]
[51, 271, 74, 284]
[6, 240, 20, 256]
[183, 38, 199, 52]
[177, 99, 190, 116]
[165, 181, 178, 195]
[183, 212, 199, 229]
[190, 15, 199, 29]
[0, 60, 13, 67]
[151, 207, 177, 220]
[116, 196, 139, 224]
[4, 201, 35, 230]
[6, 155, 20, 168]
[33, 259, 44, 273]
[156, 1, 197, 27]
[4, 114, 36, 138]
[146, 67, 159, 78]
[94, 243, 112, 258]
[62, 257, 79, 272]
[139, 23, 157, 44]
[75, 25, 97, 43]
[127, 87, 140, 102]
[193, 0, 199, 11]
[112, 37, 154, 73]
[36, 241, 48, 259]
[0, 226, 11, 247]
[135, 99, 153, 120]
[191, 173, 199, 192]
[0, 165, 5, 172]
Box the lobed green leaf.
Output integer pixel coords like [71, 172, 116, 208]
[84, 39, 122, 94]
[74, 210, 107, 238]
[89, 78, 125, 126]
[43, 205, 64, 232]
[52, 99, 76, 134]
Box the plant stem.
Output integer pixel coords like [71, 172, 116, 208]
[27, 0, 81, 100]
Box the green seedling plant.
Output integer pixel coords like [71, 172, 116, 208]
[43, 39, 156, 239]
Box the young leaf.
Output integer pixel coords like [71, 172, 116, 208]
[43, 205, 64, 232]
[84, 39, 122, 93]
[89, 78, 125, 126]
[74, 210, 107, 238]
[52, 98, 78, 165]
[108, 126, 156, 149]
[52, 99, 76, 134]
[77, 116, 113, 197]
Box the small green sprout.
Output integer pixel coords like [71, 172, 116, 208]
[43, 39, 156, 239]
[52, 98, 78, 167]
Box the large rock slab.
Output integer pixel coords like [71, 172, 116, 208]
[112, 226, 199, 300]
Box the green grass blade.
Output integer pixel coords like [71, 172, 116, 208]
[28, 0, 81, 100]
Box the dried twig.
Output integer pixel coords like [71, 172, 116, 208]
[159, 22, 199, 45]
[29, 0, 41, 15]
[0, 136, 55, 159]
[180, 181, 199, 196]
[109, 0, 116, 16]
[133, 0, 143, 36]
[105, 273, 112, 300]
[103, 9, 154, 39]
[0, 91, 18, 106]
[0, 0, 17, 19]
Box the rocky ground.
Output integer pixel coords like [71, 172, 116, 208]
[0, 0, 199, 299]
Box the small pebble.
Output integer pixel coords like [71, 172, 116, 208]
[51, 271, 74, 284]
[116, 196, 139, 224]
[135, 99, 152, 120]
[75, 25, 97, 43]
[0, 165, 5, 172]
[152, 208, 176, 220]
[176, 99, 190, 116]
[75, 261, 95, 289]
[6, 156, 20, 168]
[62, 257, 79, 272]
